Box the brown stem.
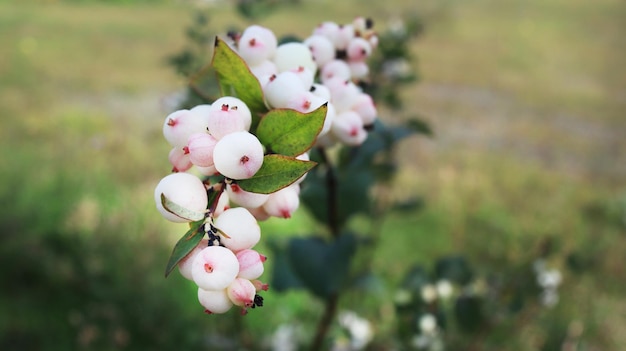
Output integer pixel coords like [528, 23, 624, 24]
[309, 293, 339, 351]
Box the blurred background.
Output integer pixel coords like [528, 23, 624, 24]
[1, 0, 624, 350]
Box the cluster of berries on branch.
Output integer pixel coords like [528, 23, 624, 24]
[154, 16, 379, 315]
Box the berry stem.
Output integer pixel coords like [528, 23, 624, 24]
[318, 147, 340, 238]
[309, 292, 339, 351]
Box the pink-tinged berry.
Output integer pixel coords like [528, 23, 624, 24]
[168, 147, 192, 173]
[313, 21, 340, 40]
[178, 239, 209, 280]
[262, 184, 300, 219]
[351, 93, 377, 126]
[236, 249, 266, 280]
[212, 190, 230, 217]
[247, 206, 271, 221]
[274, 42, 317, 74]
[214, 207, 261, 252]
[304, 35, 335, 67]
[187, 133, 218, 167]
[325, 77, 361, 112]
[154, 172, 208, 223]
[227, 278, 256, 309]
[321, 59, 352, 83]
[263, 71, 308, 108]
[191, 246, 240, 291]
[213, 131, 264, 180]
[226, 183, 269, 209]
[332, 24, 355, 50]
[237, 25, 278, 66]
[284, 91, 326, 114]
[346, 37, 372, 61]
[331, 111, 367, 146]
[198, 288, 233, 314]
[163, 109, 210, 148]
[207, 97, 252, 140]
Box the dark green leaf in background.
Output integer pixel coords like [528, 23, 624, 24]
[285, 233, 357, 299]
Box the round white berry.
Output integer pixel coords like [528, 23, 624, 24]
[198, 288, 233, 314]
[262, 184, 300, 219]
[274, 42, 317, 74]
[321, 59, 352, 83]
[237, 25, 278, 66]
[263, 71, 308, 108]
[191, 245, 240, 291]
[213, 131, 264, 180]
[163, 109, 210, 148]
[351, 93, 377, 126]
[154, 172, 208, 223]
[304, 35, 335, 67]
[346, 37, 372, 61]
[331, 111, 367, 146]
[214, 207, 261, 252]
[226, 183, 269, 209]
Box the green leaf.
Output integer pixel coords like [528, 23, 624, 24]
[236, 154, 317, 194]
[256, 104, 327, 156]
[211, 37, 267, 121]
[286, 233, 357, 299]
[160, 193, 205, 222]
[164, 220, 205, 277]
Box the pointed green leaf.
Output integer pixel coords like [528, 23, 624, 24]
[211, 37, 267, 117]
[256, 104, 327, 156]
[236, 154, 317, 194]
[164, 220, 205, 277]
[161, 193, 205, 222]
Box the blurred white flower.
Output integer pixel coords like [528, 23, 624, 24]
[337, 311, 374, 350]
[436, 280, 453, 299]
[418, 314, 437, 335]
[420, 284, 437, 303]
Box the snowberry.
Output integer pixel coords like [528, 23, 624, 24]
[304, 35, 335, 67]
[187, 132, 218, 167]
[191, 245, 240, 291]
[274, 42, 317, 74]
[247, 206, 271, 221]
[325, 77, 361, 112]
[321, 59, 352, 83]
[332, 24, 355, 50]
[168, 147, 192, 172]
[348, 61, 370, 81]
[196, 164, 218, 177]
[198, 288, 234, 314]
[207, 96, 252, 140]
[263, 71, 308, 108]
[351, 93, 377, 126]
[236, 249, 266, 280]
[346, 37, 372, 61]
[226, 183, 270, 209]
[213, 131, 264, 180]
[289, 66, 315, 91]
[262, 184, 300, 219]
[237, 25, 278, 66]
[331, 111, 368, 146]
[310, 83, 331, 101]
[284, 91, 326, 114]
[163, 109, 210, 148]
[249, 60, 278, 82]
[154, 172, 208, 223]
[227, 278, 256, 308]
[178, 239, 209, 280]
[214, 207, 261, 252]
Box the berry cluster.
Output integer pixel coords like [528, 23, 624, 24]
[155, 17, 379, 315]
[231, 17, 378, 147]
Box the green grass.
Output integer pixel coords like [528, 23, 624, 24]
[1, 0, 624, 350]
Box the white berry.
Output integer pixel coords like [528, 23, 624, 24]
[191, 245, 240, 291]
[154, 172, 208, 223]
[214, 207, 261, 252]
[213, 131, 264, 180]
